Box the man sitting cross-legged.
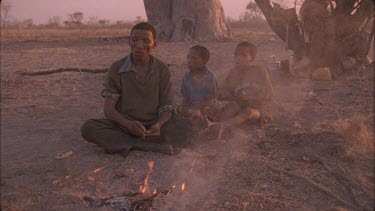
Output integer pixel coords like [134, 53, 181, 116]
[81, 22, 177, 157]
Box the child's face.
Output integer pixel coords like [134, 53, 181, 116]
[234, 46, 253, 69]
[187, 49, 206, 72]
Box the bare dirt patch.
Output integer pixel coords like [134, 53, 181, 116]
[1, 31, 374, 210]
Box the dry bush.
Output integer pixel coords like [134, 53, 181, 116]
[331, 115, 374, 154]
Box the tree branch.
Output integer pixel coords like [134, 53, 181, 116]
[255, 0, 307, 56]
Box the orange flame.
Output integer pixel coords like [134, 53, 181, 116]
[148, 161, 154, 169]
[140, 161, 155, 194]
[141, 184, 147, 194]
[181, 183, 186, 191]
[153, 189, 157, 195]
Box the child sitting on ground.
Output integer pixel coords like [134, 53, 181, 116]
[217, 41, 273, 128]
[180, 45, 218, 130]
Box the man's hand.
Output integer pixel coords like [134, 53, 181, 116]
[146, 123, 161, 137]
[123, 120, 147, 138]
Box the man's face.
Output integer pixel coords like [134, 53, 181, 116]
[129, 29, 157, 60]
[234, 46, 253, 69]
[187, 49, 206, 72]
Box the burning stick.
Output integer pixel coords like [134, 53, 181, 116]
[52, 163, 112, 185]
[88, 164, 111, 175]
[138, 157, 197, 199]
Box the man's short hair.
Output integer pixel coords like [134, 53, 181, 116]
[131, 22, 157, 40]
[190, 45, 210, 61]
[236, 41, 257, 59]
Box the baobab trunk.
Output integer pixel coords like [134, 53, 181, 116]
[143, 0, 231, 42]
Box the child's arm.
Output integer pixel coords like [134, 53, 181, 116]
[235, 89, 264, 102]
[218, 88, 234, 100]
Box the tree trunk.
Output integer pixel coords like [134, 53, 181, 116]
[143, 0, 231, 42]
[255, 0, 374, 68]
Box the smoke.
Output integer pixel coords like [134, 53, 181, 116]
[150, 126, 258, 210]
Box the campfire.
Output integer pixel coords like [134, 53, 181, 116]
[84, 160, 192, 210]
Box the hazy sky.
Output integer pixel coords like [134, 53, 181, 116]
[6, 0, 251, 24]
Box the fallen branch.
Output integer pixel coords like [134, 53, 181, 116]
[98, 36, 130, 43]
[18, 68, 108, 76]
[19, 64, 176, 76]
[266, 164, 357, 209]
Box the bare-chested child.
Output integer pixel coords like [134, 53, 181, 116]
[180, 45, 218, 129]
[217, 41, 273, 128]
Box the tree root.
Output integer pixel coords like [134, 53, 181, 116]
[312, 156, 373, 209]
[18, 68, 108, 76]
[313, 156, 373, 197]
[266, 163, 357, 209]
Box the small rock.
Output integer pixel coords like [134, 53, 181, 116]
[224, 202, 231, 208]
[342, 57, 356, 70]
[308, 91, 317, 97]
[260, 183, 269, 189]
[290, 56, 312, 78]
[311, 67, 333, 81]
[293, 121, 302, 129]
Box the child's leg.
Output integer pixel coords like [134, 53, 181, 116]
[220, 101, 241, 121]
[222, 107, 261, 126]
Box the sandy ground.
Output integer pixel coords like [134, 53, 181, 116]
[1, 33, 374, 210]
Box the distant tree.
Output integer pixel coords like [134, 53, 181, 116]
[114, 20, 133, 28]
[133, 16, 145, 24]
[23, 19, 34, 28]
[87, 16, 99, 26]
[246, 1, 262, 18]
[68, 11, 84, 25]
[98, 19, 110, 27]
[115, 20, 125, 25]
[1, 0, 12, 26]
[64, 21, 77, 28]
[47, 16, 61, 27]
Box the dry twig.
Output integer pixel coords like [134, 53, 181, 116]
[266, 163, 357, 209]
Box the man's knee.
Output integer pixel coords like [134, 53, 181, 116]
[81, 119, 97, 141]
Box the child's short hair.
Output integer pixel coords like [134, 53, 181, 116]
[190, 45, 210, 62]
[236, 41, 257, 59]
[131, 22, 157, 40]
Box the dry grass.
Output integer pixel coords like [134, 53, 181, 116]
[0, 25, 276, 43]
[1, 28, 131, 42]
[331, 115, 374, 154]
